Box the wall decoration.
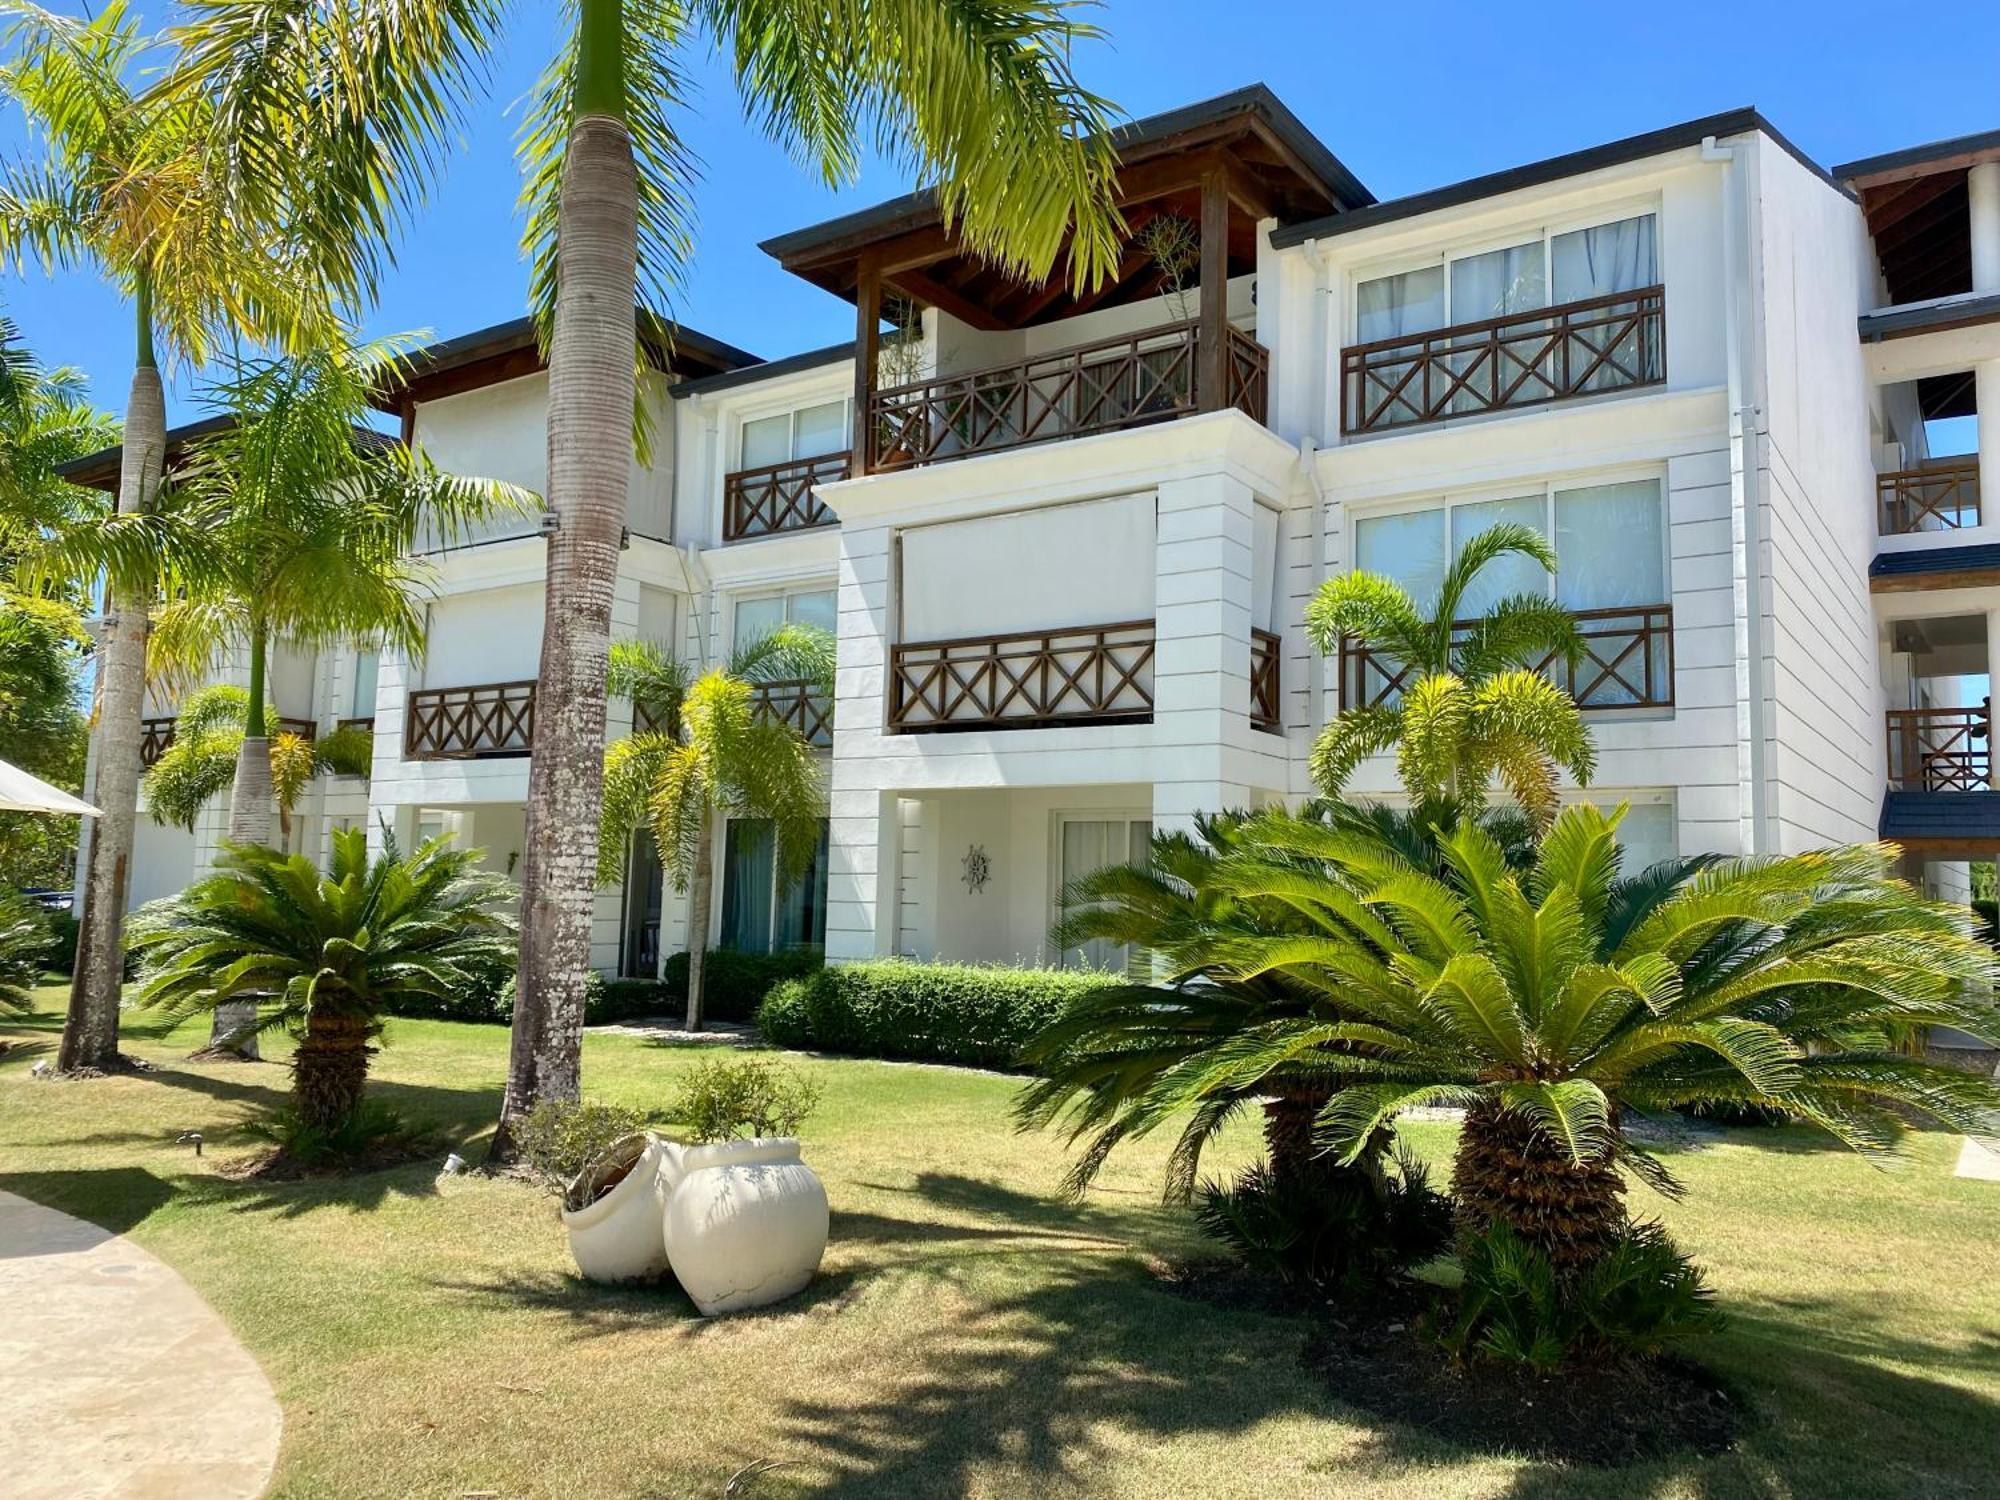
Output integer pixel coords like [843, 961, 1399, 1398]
[960, 844, 991, 894]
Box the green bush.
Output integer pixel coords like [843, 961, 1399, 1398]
[1439, 1220, 1721, 1369]
[41, 906, 77, 976]
[756, 959, 1124, 1070]
[669, 1056, 820, 1143]
[663, 948, 822, 1022]
[386, 946, 518, 1024]
[1196, 1148, 1452, 1296]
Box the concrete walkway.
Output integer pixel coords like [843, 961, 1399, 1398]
[0, 1190, 281, 1499]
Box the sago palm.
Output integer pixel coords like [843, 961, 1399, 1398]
[1307, 522, 1594, 830]
[167, 0, 1127, 1152]
[128, 827, 518, 1135]
[0, 1, 323, 1073]
[141, 685, 374, 846]
[1201, 804, 2000, 1269]
[600, 624, 832, 1031]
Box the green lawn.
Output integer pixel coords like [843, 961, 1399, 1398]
[2, 990, 1997, 1500]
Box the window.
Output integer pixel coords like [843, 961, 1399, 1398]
[1057, 816, 1151, 972]
[739, 399, 848, 471]
[1595, 798, 1675, 872]
[1355, 212, 1657, 339]
[349, 649, 378, 720]
[733, 587, 836, 652]
[720, 818, 829, 953]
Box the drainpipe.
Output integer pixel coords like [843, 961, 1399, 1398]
[1298, 237, 1335, 745]
[1704, 134, 1773, 854]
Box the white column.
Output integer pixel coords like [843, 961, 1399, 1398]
[824, 786, 896, 961]
[823, 518, 896, 961]
[1969, 162, 2000, 293]
[1985, 607, 2000, 792]
[1977, 362, 2000, 532]
[1151, 469, 1257, 837]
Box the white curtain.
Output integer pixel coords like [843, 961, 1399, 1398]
[740, 413, 791, 469]
[1060, 818, 1151, 972]
[1449, 240, 1546, 323]
[792, 400, 847, 459]
[1451, 494, 1547, 616]
[1552, 214, 1657, 301]
[349, 650, 378, 720]
[1356, 266, 1445, 344]
[1355, 506, 1446, 613]
[1554, 479, 1664, 610]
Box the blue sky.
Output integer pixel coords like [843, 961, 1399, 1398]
[8, 0, 2000, 427]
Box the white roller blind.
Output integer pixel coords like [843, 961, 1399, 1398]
[900, 494, 1156, 641]
[1253, 504, 1281, 633]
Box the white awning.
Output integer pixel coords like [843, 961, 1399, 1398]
[0, 758, 99, 816]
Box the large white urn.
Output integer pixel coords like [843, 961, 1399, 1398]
[561, 1134, 678, 1284]
[663, 1137, 829, 1316]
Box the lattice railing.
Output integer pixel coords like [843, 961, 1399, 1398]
[869, 320, 1267, 470]
[752, 678, 832, 748]
[140, 713, 315, 767]
[1342, 286, 1666, 435]
[889, 620, 1155, 732]
[404, 681, 535, 760]
[1887, 705, 1991, 791]
[1250, 629, 1282, 733]
[723, 452, 848, 542]
[1341, 605, 1674, 712]
[1879, 457, 1981, 534]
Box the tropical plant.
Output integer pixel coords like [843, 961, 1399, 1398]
[668, 1056, 820, 1144]
[1189, 802, 2000, 1271]
[141, 685, 374, 844]
[0, 585, 88, 888]
[511, 1096, 649, 1206]
[0, 0, 323, 1073]
[1305, 522, 1594, 831]
[599, 625, 832, 1031]
[127, 827, 518, 1134]
[0, 312, 116, 569]
[0, 887, 52, 1011]
[166, 0, 1127, 1156]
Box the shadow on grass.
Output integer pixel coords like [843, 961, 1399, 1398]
[0, 1167, 177, 1245]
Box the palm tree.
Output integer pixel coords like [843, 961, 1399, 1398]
[0, 887, 51, 1011]
[1306, 522, 1594, 831]
[33, 335, 530, 1052]
[140, 685, 374, 847]
[1185, 803, 2000, 1270]
[0, 1, 320, 1074]
[167, 0, 1127, 1153]
[600, 625, 833, 1031]
[0, 312, 117, 564]
[128, 827, 517, 1135]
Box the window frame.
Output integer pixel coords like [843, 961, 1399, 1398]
[1344, 465, 1672, 617]
[728, 582, 839, 658]
[734, 395, 852, 473]
[718, 814, 831, 955]
[1348, 196, 1664, 346]
[1049, 808, 1153, 973]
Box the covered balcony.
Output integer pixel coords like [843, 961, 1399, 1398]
[889, 620, 1156, 733]
[404, 681, 536, 761]
[1339, 606, 1675, 713]
[141, 713, 316, 767]
[722, 452, 848, 542]
[760, 88, 1371, 477]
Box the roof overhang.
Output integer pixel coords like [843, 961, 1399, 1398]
[1880, 790, 2000, 855]
[760, 85, 1372, 329]
[668, 341, 854, 401]
[1837, 127, 2000, 308]
[370, 314, 759, 413]
[57, 416, 394, 493]
[1870, 541, 2000, 593]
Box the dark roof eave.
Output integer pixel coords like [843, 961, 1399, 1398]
[372, 313, 761, 407]
[1836, 126, 2000, 184]
[1870, 542, 2000, 579]
[56, 417, 393, 490]
[1270, 108, 1845, 250]
[759, 84, 1374, 267]
[1880, 790, 2000, 843]
[1858, 293, 2000, 343]
[668, 341, 856, 400]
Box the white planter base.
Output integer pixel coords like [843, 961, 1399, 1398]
[664, 1137, 829, 1316]
[561, 1135, 675, 1284]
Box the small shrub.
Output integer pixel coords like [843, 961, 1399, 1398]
[1196, 1148, 1452, 1295]
[757, 960, 1122, 1069]
[512, 1097, 647, 1197]
[669, 1056, 820, 1143]
[247, 1101, 428, 1169]
[0, 892, 53, 1010]
[1440, 1220, 1722, 1369]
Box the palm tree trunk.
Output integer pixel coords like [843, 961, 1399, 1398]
[212, 620, 272, 1057]
[58, 302, 163, 1074]
[1451, 1098, 1627, 1269]
[291, 1005, 371, 1136]
[493, 3, 635, 1163]
[684, 805, 714, 1032]
[1261, 1083, 1327, 1187]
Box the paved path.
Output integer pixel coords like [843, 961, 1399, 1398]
[0, 1190, 281, 1499]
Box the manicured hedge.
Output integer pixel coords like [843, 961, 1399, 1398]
[663, 948, 822, 1023]
[393, 949, 826, 1028]
[756, 959, 1123, 1070]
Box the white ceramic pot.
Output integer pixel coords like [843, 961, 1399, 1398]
[561, 1134, 675, 1284]
[664, 1137, 829, 1316]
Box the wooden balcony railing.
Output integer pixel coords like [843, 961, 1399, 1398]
[1887, 705, 1991, 791]
[889, 620, 1154, 733]
[1342, 286, 1666, 435]
[404, 681, 535, 761]
[752, 678, 832, 748]
[1250, 629, 1282, 734]
[723, 452, 848, 542]
[335, 716, 375, 734]
[140, 714, 315, 767]
[1341, 605, 1675, 713]
[1879, 456, 1981, 534]
[868, 321, 1267, 470]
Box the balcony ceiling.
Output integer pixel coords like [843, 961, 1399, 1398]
[1840, 127, 2000, 309]
[762, 86, 1372, 332]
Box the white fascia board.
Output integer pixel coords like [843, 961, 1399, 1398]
[1864, 322, 2000, 385]
[699, 528, 841, 589]
[1315, 387, 1728, 506]
[820, 409, 1304, 530]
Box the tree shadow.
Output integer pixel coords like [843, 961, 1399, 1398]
[857, 1171, 1170, 1243]
[430, 1267, 716, 1339]
[0, 1167, 177, 1245]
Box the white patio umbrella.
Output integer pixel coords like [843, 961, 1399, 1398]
[0, 757, 99, 816]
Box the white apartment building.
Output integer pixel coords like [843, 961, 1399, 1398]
[70, 87, 2000, 976]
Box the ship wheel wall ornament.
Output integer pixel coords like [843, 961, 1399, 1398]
[960, 844, 991, 894]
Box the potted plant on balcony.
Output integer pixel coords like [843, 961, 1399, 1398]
[1132, 213, 1201, 417]
[872, 295, 931, 469]
[661, 1057, 829, 1316]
